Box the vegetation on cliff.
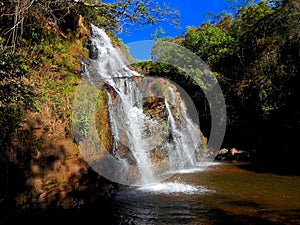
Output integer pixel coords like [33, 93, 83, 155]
[0, 0, 178, 213]
[186, 0, 300, 164]
[135, 0, 300, 166]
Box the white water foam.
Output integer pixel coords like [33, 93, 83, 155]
[138, 182, 213, 195]
[166, 162, 221, 174]
[169, 168, 205, 174]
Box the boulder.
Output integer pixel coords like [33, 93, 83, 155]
[215, 147, 251, 161]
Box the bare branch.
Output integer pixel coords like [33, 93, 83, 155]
[1, 0, 179, 49]
[69, 0, 179, 29]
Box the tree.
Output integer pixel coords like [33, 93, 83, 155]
[217, 0, 300, 158]
[153, 0, 300, 162]
[0, 0, 179, 50]
[182, 24, 236, 67]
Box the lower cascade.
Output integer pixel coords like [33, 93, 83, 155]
[74, 24, 210, 186]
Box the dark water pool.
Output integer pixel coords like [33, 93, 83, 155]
[5, 162, 300, 225]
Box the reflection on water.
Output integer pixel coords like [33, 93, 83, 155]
[112, 190, 207, 225]
[6, 162, 300, 225]
[137, 181, 212, 194]
[109, 162, 300, 225]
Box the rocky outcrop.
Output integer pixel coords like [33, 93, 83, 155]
[143, 96, 167, 120]
[215, 147, 252, 161]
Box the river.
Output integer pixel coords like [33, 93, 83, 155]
[8, 161, 300, 225]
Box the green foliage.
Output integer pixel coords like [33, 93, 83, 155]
[95, 91, 112, 151]
[0, 41, 34, 153]
[215, 0, 300, 155]
[182, 24, 236, 65]
[223, 0, 300, 119]
[77, 3, 119, 31]
[151, 26, 172, 41]
[227, 0, 255, 13]
[143, 0, 299, 159]
[72, 82, 111, 148]
[232, 0, 274, 38]
[28, 34, 84, 136]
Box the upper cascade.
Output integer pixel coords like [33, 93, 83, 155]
[83, 24, 139, 84]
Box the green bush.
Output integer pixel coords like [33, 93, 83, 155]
[0, 41, 34, 155]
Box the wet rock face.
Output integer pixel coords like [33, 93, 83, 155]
[103, 76, 190, 167]
[143, 96, 164, 110]
[87, 37, 99, 60]
[103, 83, 116, 103]
[143, 96, 167, 120]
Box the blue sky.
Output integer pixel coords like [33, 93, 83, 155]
[103, 0, 249, 60]
[118, 0, 229, 43]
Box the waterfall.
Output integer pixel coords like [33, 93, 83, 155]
[79, 24, 203, 185]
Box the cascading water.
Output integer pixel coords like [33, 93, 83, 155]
[78, 24, 205, 186]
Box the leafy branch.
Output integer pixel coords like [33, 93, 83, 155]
[0, 0, 179, 50]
